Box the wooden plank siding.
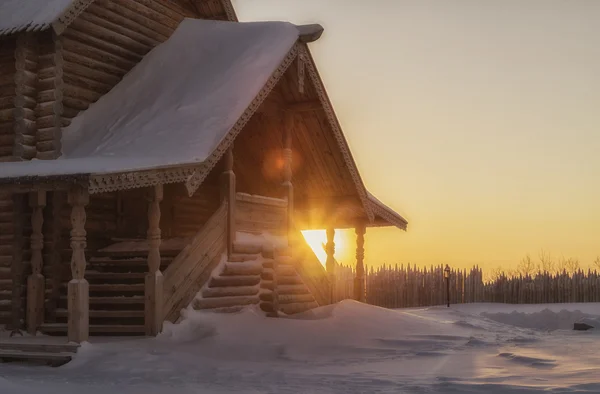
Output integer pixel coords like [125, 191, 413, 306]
[235, 193, 287, 235]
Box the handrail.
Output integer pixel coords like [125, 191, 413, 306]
[289, 227, 331, 306]
[162, 201, 228, 322]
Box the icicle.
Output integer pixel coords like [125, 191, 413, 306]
[297, 52, 306, 94]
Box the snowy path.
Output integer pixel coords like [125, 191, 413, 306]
[1, 302, 600, 393]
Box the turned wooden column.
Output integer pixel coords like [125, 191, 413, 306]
[221, 147, 236, 257]
[145, 184, 163, 336]
[27, 191, 46, 334]
[325, 227, 335, 303]
[283, 112, 294, 241]
[67, 186, 89, 343]
[354, 224, 366, 302]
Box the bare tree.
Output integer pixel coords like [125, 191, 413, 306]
[593, 256, 600, 271]
[517, 254, 536, 277]
[556, 256, 580, 275]
[538, 249, 555, 273]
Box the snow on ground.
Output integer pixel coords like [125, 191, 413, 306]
[1, 302, 600, 393]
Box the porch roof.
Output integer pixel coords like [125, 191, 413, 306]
[0, 18, 299, 182]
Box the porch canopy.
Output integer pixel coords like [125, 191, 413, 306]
[0, 18, 407, 231]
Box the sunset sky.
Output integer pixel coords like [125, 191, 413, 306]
[233, 0, 600, 272]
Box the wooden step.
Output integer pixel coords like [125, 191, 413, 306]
[62, 283, 144, 292]
[279, 301, 318, 315]
[0, 341, 79, 354]
[85, 271, 146, 280]
[55, 309, 145, 318]
[0, 267, 11, 280]
[209, 275, 260, 287]
[232, 242, 262, 254]
[222, 262, 262, 276]
[276, 265, 296, 276]
[278, 275, 304, 285]
[278, 293, 315, 304]
[40, 323, 145, 334]
[193, 295, 259, 310]
[228, 253, 261, 263]
[278, 284, 309, 295]
[0, 279, 11, 291]
[89, 257, 172, 267]
[202, 286, 258, 298]
[0, 350, 73, 366]
[61, 296, 144, 304]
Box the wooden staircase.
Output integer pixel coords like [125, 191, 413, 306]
[40, 241, 181, 336]
[192, 237, 318, 316]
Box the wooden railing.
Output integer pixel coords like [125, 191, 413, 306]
[235, 193, 287, 235]
[162, 201, 227, 323]
[289, 227, 331, 306]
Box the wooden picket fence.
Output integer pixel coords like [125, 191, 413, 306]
[333, 264, 600, 307]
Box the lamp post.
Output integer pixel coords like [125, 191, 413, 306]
[444, 265, 451, 308]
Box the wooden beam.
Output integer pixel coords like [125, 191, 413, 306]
[221, 147, 235, 257]
[145, 184, 163, 336]
[325, 227, 335, 304]
[27, 191, 46, 334]
[283, 112, 294, 240]
[67, 186, 89, 343]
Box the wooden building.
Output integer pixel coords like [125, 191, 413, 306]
[0, 0, 407, 347]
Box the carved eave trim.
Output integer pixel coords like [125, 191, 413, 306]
[88, 165, 200, 194]
[52, 0, 96, 35]
[298, 44, 375, 222]
[185, 44, 299, 195]
[368, 197, 408, 231]
[0, 0, 96, 37]
[221, 0, 239, 22]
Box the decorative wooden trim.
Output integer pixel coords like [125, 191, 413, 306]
[185, 45, 299, 195]
[354, 224, 366, 302]
[220, 0, 239, 22]
[67, 185, 89, 343]
[298, 44, 375, 222]
[53, 0, 97, 35]
[367, 193, 408, 231]
[89, 165, 199, 194]
[0, 0, 96, 37]
[145, 184, 163, 336]
[26, 191, 46, 334]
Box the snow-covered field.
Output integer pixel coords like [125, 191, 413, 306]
[1, 302, 600, 393]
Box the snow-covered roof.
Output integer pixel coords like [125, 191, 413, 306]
[0, 18, 299, 180]
[0, 0, 89, 36]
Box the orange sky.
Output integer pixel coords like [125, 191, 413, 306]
[234, 0, 600, 272]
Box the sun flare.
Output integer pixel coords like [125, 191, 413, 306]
[301, 230, 348, 265]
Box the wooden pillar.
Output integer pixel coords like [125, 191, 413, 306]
[145, 184, 163, 336]
[354, 224, 366, 302]
[67, 186, 89, 343]
[26, 191, 46, 334]
[221, 147, 235, 257]
[283, 112, 294, 240]
[325, 227, 335, 303]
